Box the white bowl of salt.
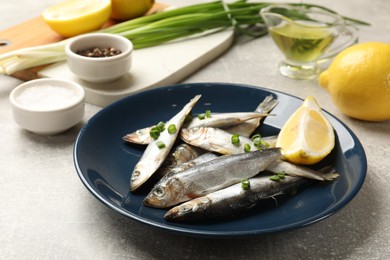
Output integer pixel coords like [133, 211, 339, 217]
[9, 78, 85, 135]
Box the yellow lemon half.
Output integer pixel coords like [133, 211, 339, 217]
[42, 0, 111, 37]
[276, 96, 335, 165]
[319, 42, 390, 121]
[110, 0, 155, 21]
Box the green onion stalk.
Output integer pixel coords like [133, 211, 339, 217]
[0, 0, 369, 75]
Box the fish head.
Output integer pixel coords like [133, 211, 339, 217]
[143, 177, 184, 208]
[164, 197, 211, 221]
[123, 127, 152, 145]
[180, 127, 211, 144]
[130, 169, 147, 192]
[171, 144, 201, 165]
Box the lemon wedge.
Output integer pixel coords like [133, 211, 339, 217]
[276, 96, 335, 165]
[42, 0, 111, 37]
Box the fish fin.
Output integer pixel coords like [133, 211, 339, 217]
[271, 196, 279, 207]
[322, 172, 340, 181]
[318, 166, 340, 181]
[266, 190, 286, 207]
[256, 95, 279, 114]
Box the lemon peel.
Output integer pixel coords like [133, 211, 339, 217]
[319, 42, 390, 121]
[276, 96, 335, 165]
[110, 0, 155, 21]
[42, 0, 111, 37]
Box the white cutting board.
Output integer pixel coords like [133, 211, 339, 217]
[39, 29, 234, 107]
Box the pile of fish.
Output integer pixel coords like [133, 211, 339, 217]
[123, 95, 338, 222]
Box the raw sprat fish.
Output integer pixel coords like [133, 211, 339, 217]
[164, 175, 314, 222]
[225, 95, 278, 137]
[180, 126, 337, 181]
[180, 127, 277, 154]
[266, 160, 339, 181]
[143, 148, 283, 208]
[123, 111, 272, 145]
[152, 143, 207, 181]
[160, 152, 219, 179]
[130, 95, 201, 192]
[157, 146, 337, 182]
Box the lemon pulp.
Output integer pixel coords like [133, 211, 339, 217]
[42, 0, 111, 37]
[276, 96, 335, 165]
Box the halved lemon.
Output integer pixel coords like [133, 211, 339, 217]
[42, 0, 111, 38]
[276, 96, 335, 165]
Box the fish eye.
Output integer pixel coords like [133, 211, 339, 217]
[190, 127, 199, 132]
[153, 187, 165, 197]
[131, 171, 140, 181]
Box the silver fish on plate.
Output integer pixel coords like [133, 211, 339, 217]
[185, 112, 269, 129]
[122, 111, 271, 145]
[164, 175, 313, 222]
[130, 95, 201, 192]
[180, 127, 334, 181]
[153, 143, 207, 180]
[163, 152, 219, 178]
[143, 148, 283, 208]
[180, 126, 276, 155]
[225, 95, 278, 137]
[266, 159, 340, 181]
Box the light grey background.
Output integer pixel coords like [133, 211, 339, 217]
[1, 0, 390, 259]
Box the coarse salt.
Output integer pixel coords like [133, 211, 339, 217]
[16, 84, 79, 110]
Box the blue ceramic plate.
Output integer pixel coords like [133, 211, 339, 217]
[73, 83, 366, 237]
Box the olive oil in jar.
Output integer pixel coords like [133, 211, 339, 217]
[269, 22, 336, 63]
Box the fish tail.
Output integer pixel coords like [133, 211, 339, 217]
[256, 95, 278, 114]
[318, 165, 340, 181]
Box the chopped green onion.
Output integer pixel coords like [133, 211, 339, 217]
[241, 178, 250, 190]
[156, 140, 166, 149]
[254, 138, 270, 149]
[253, 138, 261, 147]
[156, 121, 165, 132]
[231, 133, 240, 145]
[252, 133, 270, 150]
[262, 140, 270, 148]
[269, 175, 280, 182]
[150, 121, 166, 139]
[198, 114, 206, 120]
[244, 143, 251, 153]
[277, 171, 286, 179]
[168, 124, 177, 134]
[251, 134, 261, 140]
[198, 109, 211, 120]
[270, 171, 285, 181]
[150, 129, 160, 139]
[205, 110, 211, 118]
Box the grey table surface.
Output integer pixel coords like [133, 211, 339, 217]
[1, 0, 389, 259]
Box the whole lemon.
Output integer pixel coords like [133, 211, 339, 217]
[319, 42, 390, 121]
[110, 0, 155, 21]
